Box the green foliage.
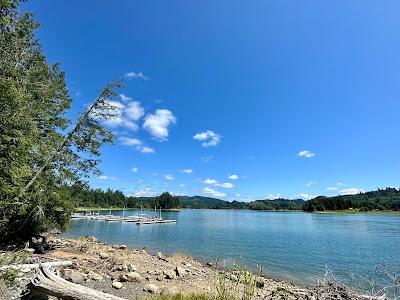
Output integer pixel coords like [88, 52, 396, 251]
[303, 188, 400, 212]
[0, 0, 117, 245]
[0, 269, 18, 286]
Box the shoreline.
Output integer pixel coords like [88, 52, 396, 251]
[1, 236, 385, 299]
[76, 207, 400, 215]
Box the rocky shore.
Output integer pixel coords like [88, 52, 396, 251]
[0, 236, 386, 300]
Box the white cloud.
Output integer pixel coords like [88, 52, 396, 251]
[204, 179, 218, 185]
[306, 181, 317, 187]
[336, 182, 346, 186]
[120, 137, 155, 154]
[164, 174, 174, 180]
[131, 188, 158, 197]
[95, 99, 144, 131]
[179, 184, 185, 187]
[125, 71, 148, 80]
[140, 146, 155, 154]
[181, 169, 193, 174]
[266, 193, 282, 200]
[143, 109, 176, 141]
[326, 187, 338, 191]
[229, 174, 239, 180]
[297, 150, 315, 158]
[193, 130, 222, 147]
[339, 188, 364, 195]
[215, 182, 234, 189]
[131, 167, 139, 173]
[298, 193, 316, 200]
[201, 155, 213, 163]
[119, 94, 132, 102]
[125, 101, 145, 121]
[235, 193, 240, 197]
[203, 187, 226, 198]
[98, 175, 119, 181]
[120, 137, 142, 146]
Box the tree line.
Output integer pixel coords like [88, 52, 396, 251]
[303, 188, 400, 212]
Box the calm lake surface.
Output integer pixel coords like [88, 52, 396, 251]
[64, 209, 400, 285]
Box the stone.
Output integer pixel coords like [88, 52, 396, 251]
[143, 283, 159, 294]
[156, 275, 164, 281]
[157, 252, 168, 261]
[107, 247, 116, 253]
[118, 274, 128, 282]
[64, 270, 84, 284]
[145, 275, 151, 281]
[160, 286, 178, 295]
[88, 271, 103, 281]
[207, 262, 213, 266]
[126, 272, 142, 283]
[112, 281, 123, 289]
[175, 266, 186, 277]
[163, 269, 176, 279]
[119, 245, 127, 250]
[99, 252, 110, 259]
[127, 264, 137, 272]
[229, 274, 238, 282]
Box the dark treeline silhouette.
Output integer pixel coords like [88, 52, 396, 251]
[303, 188, 400, 212]
[73, 186, 400, 212]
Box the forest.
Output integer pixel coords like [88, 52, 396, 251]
[73, 186, 400, 213]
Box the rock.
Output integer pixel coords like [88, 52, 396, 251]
[84, 236, 97, 242]
[64, 270, 84, 284]
[107, 247, 116, 253]
[112, 244, 119, 249]
[126, 272, 142, 283]
[160, 286, 178, 295]
[145, 275, 151, 281]
[127, 264, 137, 272]
[163, 269, 176, 279]
[99, 252, 110, 259]
[119, 245, 127, 250]
[207, 262, 213, 266]
[157, 252, 168, 261]
[112, 281, 123, 289]
[143, 283, 159, 294]
[175, 266, 186, 277]
[118, 274, 128, 282]
[156, 275, 164, 281]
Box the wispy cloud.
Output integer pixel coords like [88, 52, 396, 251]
[131, 167, 139, 173]
[201, 155, 213, 163]
[131, 188, 158, 197]
[215, 182, 234, 189]
[298, 193, 316, 200]
[164, 174, 174, 180]
[297, 150, 315, 158]
[306, 181, 317, 187]
[339, 188, 364, 195]
[326, 187, 338, 191]
[193, 130, 222, 147]
[204, 179, 218, 185]
[125, 71, 148, 80]
[119, 137, 155, 154]
[98, 175, 119, 181]
[203, 187, 226, 198]
[229, 174, 239, 180]
[139, 146, 155, 153]
[181, 169, 193, 174]
[143, 109, 176, 141]
[119, 94, 132, 102]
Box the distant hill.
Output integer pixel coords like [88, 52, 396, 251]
[303, 188, 400, 212]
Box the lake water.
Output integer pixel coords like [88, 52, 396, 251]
[64, 209, 400, 287]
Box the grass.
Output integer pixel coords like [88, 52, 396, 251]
[172, 250, 192, 259]
[0, 269, 18, 286]
[147, 294, 209, 300]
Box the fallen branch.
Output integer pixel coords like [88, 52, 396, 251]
[0, 261, 72, 272]
[24, 266, 126, 300]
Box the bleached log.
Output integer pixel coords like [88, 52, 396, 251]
[0, 260, 72, 271]
[25, 266, 126, 300]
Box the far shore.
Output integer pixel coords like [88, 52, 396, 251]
[76, 207, 400, 215]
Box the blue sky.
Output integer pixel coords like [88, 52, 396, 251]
[24, 0, 400, 200]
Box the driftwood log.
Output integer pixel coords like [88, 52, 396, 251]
[23, 266, 126, 300]
[0, 261, 72, 272]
